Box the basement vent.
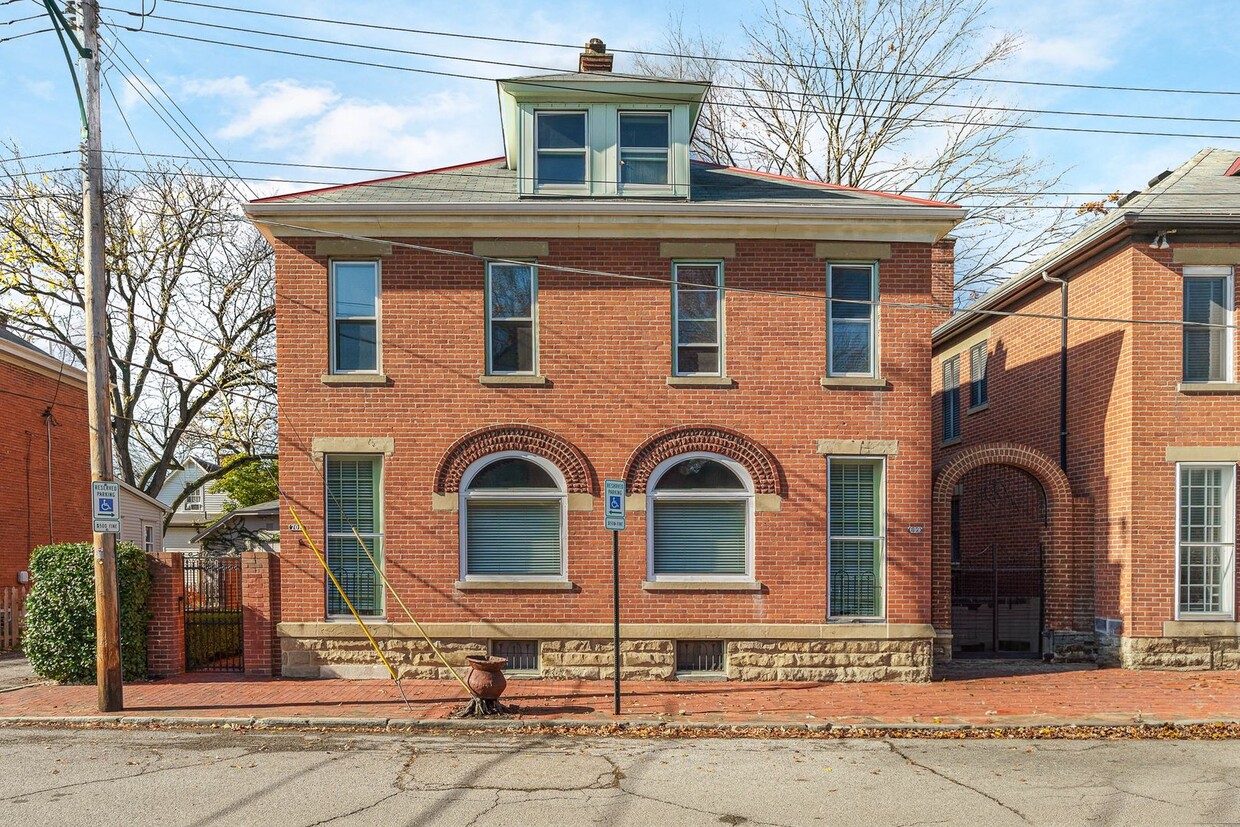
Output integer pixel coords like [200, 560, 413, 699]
[675, 640, 725, 675]
[491, 640, 539, 674]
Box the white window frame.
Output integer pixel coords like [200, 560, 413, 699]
[183, 485, 204, 512]
[328, 259, 382, 375]
[1174, 462, 1236, 620]
[459, 451, 568, 583]
[617, 110, 671, 192]
[1182, 265, 1234, 383]
[484, 261, 539, 376]
[142, 522, 156, 553]
[826, 456, 888, 621]
[826, 262, 880, 378]
[671, 260, 725, 377]
[645, 452, 755, 583]
[324, 453, 385, 619]
[534, 109, 589, 192]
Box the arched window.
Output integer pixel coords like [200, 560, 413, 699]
[460, 452, 567, 581]
[647, 453, 753, 581]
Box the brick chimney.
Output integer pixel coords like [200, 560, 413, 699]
[578, 38, 613, 73]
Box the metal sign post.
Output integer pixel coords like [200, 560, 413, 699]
[604, 479, 626, 715]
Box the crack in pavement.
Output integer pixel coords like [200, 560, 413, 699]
[885, 741, 1030, 823]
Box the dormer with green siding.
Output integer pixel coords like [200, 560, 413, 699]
[497, 39, 709, 199]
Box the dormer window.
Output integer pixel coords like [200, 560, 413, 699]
[535, 111, 587, 189]
[619, 112, 669, 187]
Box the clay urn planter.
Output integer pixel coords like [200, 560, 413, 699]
[453, 656, 515, 717]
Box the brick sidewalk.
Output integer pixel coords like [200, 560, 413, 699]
[2, 663, 1239, 727]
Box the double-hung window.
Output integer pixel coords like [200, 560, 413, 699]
[142, 523, 155, 553]
[827, 263, 878, 376]
[183, 486, 204, 512]
[330, 261, 379, 373]
[486, 262, 537, 374]
[535, 111, 587, 189]
[672, 262, 723, 376]
[325, 455, 383, 617]
[1182, 266, 1233, 383]
[1176, 463, 1235, 618]
[969, 341, 989, 408]
[828, 458, 886, 618]
[618, 111, 670, 187]
[943, 356, 961, 442]
[461, 453, 566, 580]
[647, 454, 753, 581]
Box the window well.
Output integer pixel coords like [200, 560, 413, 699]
[675, 640, 724, 675]
[491, 640, 540, 673]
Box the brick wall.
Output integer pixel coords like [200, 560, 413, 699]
[274, 236, 953, 628]
[0, 358, 91, 583]
[147, 552, 185, 678]
[241, 551, 280, 676]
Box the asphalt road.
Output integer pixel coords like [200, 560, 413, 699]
[0, 726, 1237, 826]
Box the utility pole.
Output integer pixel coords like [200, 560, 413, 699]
[79, 0, 123, 712]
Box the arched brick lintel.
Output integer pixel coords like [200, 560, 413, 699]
[624, 425, 785, 495]
[435, 424, 597, 495]
[931, 442, 1091, 635]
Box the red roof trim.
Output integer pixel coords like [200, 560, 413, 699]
[1225, 157, 1240, 177]
[248, 157, 507, 204]
[690, 159, 961, 208]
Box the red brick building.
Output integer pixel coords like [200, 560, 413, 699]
[932, 148, 1240, 669]
[0, 324, 91, 583]
[247, 44, 965, 681]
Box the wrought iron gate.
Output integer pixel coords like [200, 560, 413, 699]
[183, 555, 243, 672]
[952, 543, 1044, 657]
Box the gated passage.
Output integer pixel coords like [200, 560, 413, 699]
[952, 542, 1043, 657]
[183, 555, 243, 672]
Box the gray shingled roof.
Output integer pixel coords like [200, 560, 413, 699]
[0, 326, 48, 356]
[253, 159, 954, 210]
[933, 147, 1240, 342]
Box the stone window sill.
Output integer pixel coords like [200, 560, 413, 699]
[321, 373, 388, 386]
[665, 375, 735, 387]
[820, 376, 889, 390]
[941, 436, 962, 448]
[1177, 382, 1240, 394]
[641, 580, 764, 592]
[479, 374, 549, 387]
[454, 579, 574, 591]
[967, 402, 989, 415]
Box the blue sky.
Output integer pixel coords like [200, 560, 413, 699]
[2, 0, 1239, 202]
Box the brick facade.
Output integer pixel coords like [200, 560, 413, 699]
[268, 235, 956, 681]
[0, 344, 91, 583]
[933, 237, 1240, 668]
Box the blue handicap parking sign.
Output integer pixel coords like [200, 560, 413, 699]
[608, 494, 622, 511]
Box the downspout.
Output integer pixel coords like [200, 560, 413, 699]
[1042, 272, 1068, 471]
[42, 407, 56, 541]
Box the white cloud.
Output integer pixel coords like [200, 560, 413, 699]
[182, 77, 339, 140]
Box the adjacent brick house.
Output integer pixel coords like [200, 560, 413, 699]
[247, 42, 965, 681]
[0, 324, 91, 583]
[932, 148, 1240, 669]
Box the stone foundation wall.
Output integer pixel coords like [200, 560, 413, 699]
[1120, 636, 1240, 671]
[281, 635, 933, 683]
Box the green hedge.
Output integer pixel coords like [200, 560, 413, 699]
[23, 542, 151, 683]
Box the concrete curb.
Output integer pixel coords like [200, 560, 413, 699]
[0, 714, 1237, 737]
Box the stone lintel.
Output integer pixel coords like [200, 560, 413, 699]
[315, 239, 392, 258]
[659, 242, 735, 259]
[1164, 446, 1240, 462]
[815, 241, 892, 260]
[1172, 247, 1240, 265]
[430, 493, 456, 512]
[310, 436, 395, 458]
[567, 493, 594, 511]
[472, 240, 550, 258]
[816, 439, 898, 456]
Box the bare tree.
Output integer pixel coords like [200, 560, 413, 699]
[635, 0, 1080, 289]
[0, 152, 275, 516]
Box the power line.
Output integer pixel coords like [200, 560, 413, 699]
[108, 9, 1240, 128]
[155, 0, 1240, 99]
[0, 26, 50, 43]
[119, 26, 1240, 143]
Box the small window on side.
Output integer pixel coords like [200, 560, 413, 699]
[672, 262, 723, 376]
[330, 261, 379, 374]
[486, 262, 537, 375]
[619, 111, 670, 186]
[143, 524, 155, 553]
[1182, 266, 1233, 383]
[827, 263, 877, 377]
[969, 341, 989, 408]
[942, 356, 961, 442]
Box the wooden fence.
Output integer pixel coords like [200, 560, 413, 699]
[0, 586, 29, 652]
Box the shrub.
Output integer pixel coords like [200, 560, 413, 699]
[23, 542, 151, 683]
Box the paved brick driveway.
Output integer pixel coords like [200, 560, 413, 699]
[2, 662, 1238, 726]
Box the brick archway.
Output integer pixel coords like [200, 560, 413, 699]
[624, 425, 784, 495]
[932, 443, 1091, 643]
[435, 424, 596, 494]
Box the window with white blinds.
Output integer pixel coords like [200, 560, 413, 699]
[1177, 463, 1235, 617]
[325, 455, 383, 616]
[943, 356, 961, 441]
[828, 458, 885, 618]
[827, 263, 878, 377]
[1182, 267, 1233, 383]
[461, 454, 566, 580]
[647, 454, 753, 579]
[969, 341, 989, 408]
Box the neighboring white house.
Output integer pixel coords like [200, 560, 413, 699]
[157, 457, 234, 553]
[117, 481, 172, 553]
[190, 500, 280, 556]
